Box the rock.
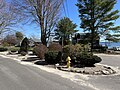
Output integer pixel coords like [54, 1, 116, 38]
[112, 69, 116, 74]
[97, 71, 102, 75]
[102, 70, 110, 75]
[108, 69, 114, 74]
[104, 66, 111, 69]
[58, 64, 116, 75]
[88, 71, 94, 75]
[107, 67, 111, 69]
[84, 70, 90, 74]
[70, 69, 75, 72]
[94, 72, 98, 75]
[75, 69, 81, 73]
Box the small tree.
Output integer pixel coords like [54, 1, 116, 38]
[15, 31, 24, 46]
[2, 34, 17, 46]
[20, 37, 29, 54]
[55, 17, 78, 46]
[16, 31, 23, 41]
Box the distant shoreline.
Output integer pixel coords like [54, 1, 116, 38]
[100, 42, 120, 48]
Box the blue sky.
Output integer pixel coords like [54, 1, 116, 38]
[12, 0, 120, 40]
[65, 0, 120, 31]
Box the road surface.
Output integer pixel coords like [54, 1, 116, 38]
[0, 56, 92, 90]
[88, 54, 120, 90]
[0, 54, 120, 90]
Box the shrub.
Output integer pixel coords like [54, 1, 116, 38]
[62, 44, 101, 66]
[0, 47, 8, 52]
[48, 43, 62, 52]
[2, 42, 9, 47]
[20, 37, 29, 54]
[63, 44, 84, 64]
[9, 47, 20, 52]
[76, 52, 102, 66]
[45, 51, 62, 64]
[20, 51, 27, 56]
[33, 44, 48, 59]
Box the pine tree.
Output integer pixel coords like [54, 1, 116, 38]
[55, 17, 78, 46]
[16, 31, 23, 41]
[76, 0, 120, 51]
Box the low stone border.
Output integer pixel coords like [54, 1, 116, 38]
[57, 64, 116, 75]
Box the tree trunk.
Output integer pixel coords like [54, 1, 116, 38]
[41, 32, 47, 46]
[90, 0, 95, 53]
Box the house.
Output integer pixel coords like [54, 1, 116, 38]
[29, 38, 42, 47]
[72, 33, 100, 48]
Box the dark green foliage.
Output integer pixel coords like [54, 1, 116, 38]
[93, 45, 108, 53]
[33, 44, 48, 59]
[20, 37, 29, 54]
[0, 47, 8, 52]
[46, 43, 62, 64]
[45, 51, 62, 64]
[105, 34, 120, 42]
[48, 43, 62, 52]
[20, 51, 27, 56]
[55, 17, 78, 46]
[76, 0, 120, 51]
[9, 47, 20, 52]
[62, 44, 90, 63]
[76, 53, 102, 66]
[62, 44, 101, 66]
[15, 31, 24, 46]
[16, 31, 23, 41]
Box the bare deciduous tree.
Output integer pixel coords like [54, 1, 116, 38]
[12, 0, 63, 46]
[0, 0, 19, 35]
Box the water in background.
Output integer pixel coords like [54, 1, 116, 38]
[100, 42, 120, 48]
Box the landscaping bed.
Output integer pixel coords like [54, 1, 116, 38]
[57, 64, 116, 75]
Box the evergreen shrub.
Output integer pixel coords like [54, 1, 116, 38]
[76, 52, 102, 66]
[63, 44, 83, 64]
[45, 51, 62, 64]
[63, 44, 101, 66]
[9, 47, 20, 52]
[0, 47, 8, 52]
[20, 37, 29, 54]
[20, 51, 27, 56]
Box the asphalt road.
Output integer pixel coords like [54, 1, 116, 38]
[0, 56, 92, 90]
[87, 54, 120, 90]
[0, 54, 120, 90]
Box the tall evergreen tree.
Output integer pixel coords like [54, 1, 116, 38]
[76, 0, 120, 51]
[55, 17, 78, 46]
